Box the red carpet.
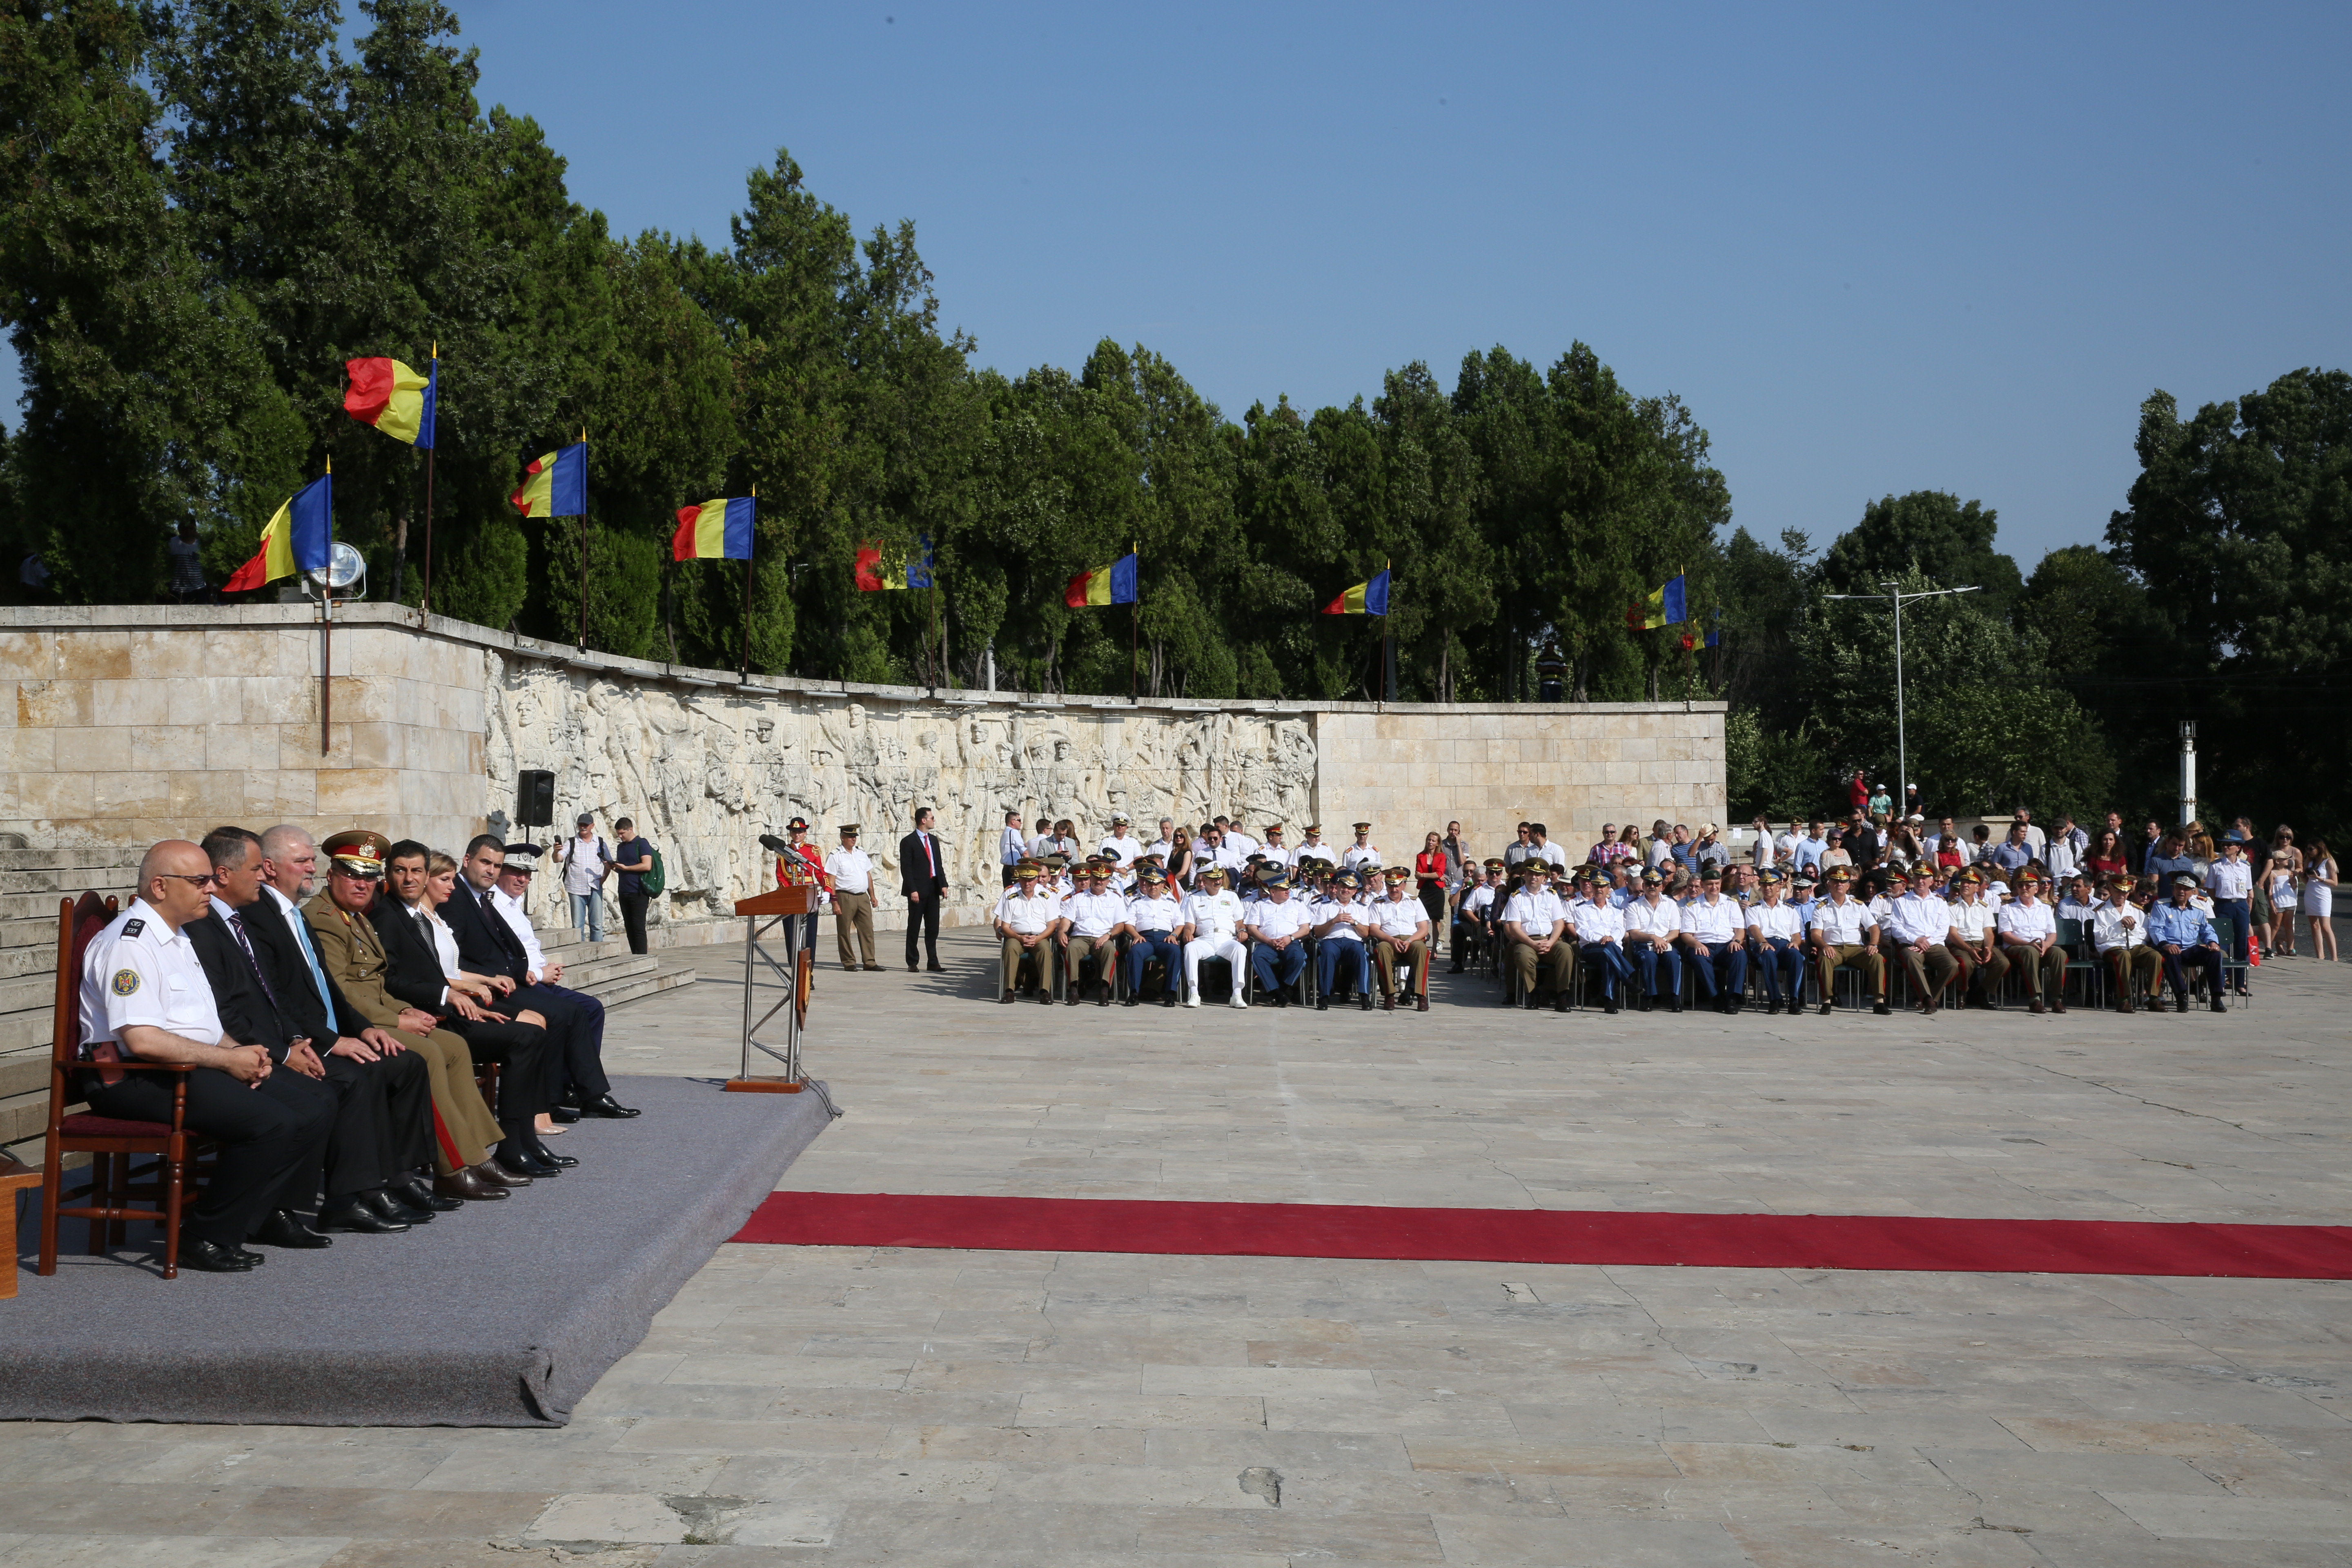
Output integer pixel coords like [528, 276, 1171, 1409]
[733, 1193, 2352, 1279]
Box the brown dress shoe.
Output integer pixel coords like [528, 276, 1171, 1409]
[476, 1158, 532, 1188]
[436, 1167, 508, 1201]
[2028, 998, 2045, 1015]
[1416, 995, 1429, 1012]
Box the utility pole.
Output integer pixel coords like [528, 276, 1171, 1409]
[1823, 579, 1980, 809]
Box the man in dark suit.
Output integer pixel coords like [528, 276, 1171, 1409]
[444, 835, 634, 1119]
[372, 839, 566, 1167]
[900, 806, 948, 972]
[193, 826, 426, 1236]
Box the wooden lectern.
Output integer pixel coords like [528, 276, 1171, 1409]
[726, 884, 816, 1094]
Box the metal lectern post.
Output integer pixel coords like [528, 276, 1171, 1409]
[725, 884, 816, 1094]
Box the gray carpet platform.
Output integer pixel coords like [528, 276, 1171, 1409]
[0, 1074, 831, 1427]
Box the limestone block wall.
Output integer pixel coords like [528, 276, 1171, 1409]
[0, 606, 1724, 948]
[1309, 703, 1728, 860]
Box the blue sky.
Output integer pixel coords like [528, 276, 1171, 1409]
[12, 2, 2347, 569]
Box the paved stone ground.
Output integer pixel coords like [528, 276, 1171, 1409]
[4, 931, 2351, 1566]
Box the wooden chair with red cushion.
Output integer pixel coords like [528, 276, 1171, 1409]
[36, 893, 215, 1281]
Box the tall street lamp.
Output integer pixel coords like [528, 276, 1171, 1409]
[1823, 579, 1980, 813]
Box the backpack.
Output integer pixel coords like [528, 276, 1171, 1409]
[639, 844, 666, 898]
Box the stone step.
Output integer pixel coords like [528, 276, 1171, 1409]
[586, 962, 698, 1012]
[0, 889, 137, 922]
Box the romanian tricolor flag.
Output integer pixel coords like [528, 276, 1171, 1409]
[509, 444, 586, 518]
[855, 535, 933, 591]
[1065, 552, 1137, 607]
[1321, 568, 1390, 616]
[222, 474, 333, 593]
[343, 356, 436, 448]
[671, 497, 755, 561]
[1624, 573, 1686, 631]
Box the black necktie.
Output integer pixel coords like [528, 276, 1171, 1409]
[227, 910, 278, 1009]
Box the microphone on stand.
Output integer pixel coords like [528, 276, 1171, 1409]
[758, 833, 791, 856]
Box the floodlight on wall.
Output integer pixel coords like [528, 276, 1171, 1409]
[306, 541, 367, 601]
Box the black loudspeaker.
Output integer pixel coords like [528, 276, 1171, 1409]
[517, 770, 555, 827]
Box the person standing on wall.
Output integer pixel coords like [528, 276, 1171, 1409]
[552, 813, 614, 943]
[901, 806, 949, 973]
[613, 817, 654, 957]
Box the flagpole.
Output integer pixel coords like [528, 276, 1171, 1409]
[321, 457, 334, 757]
[421, 342, 437, 618]
[1129, 540, 1138, 702]
[741, 486, 755, 678]
[577, 428, 589, 652]
[928, 544, 941, 693]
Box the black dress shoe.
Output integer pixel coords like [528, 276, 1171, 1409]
[251, 1208, 332, 1249]
[1315, 996, 1329, 1011]
[926, 962, 946, 973]
[548, 1103, 582, 1124]
[394, 1177, 463, 1213]
[578, 1094, 640, 1119]
[318, 1198, 410, 1234]
[528, 1140, 579, 1169]
[494, 1154, 553, 1181]
[1359, 995, 1375, 1011]
[363, 1187, 432, 1225]
[1000, 991, 1016, 1004]
[1161, 994, 1176, 1007]
[1603, 996, 1620, 1015]
[1123, 996, 1140, 1007]
[178, 1236, 259, 1272]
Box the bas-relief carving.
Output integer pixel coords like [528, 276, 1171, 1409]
[483, 658, 1320, 923]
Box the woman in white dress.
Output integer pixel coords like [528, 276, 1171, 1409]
[2265, 853, 2300, 958]
[2301, 838, 2337, 961]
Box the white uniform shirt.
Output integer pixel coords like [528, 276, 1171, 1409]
[824, 846, 874, 895]
[1680, 893, 1739, 944]
[1128, 892, 1185, 933]
[1566, 896, 1626, 944]
[1341, 842, 1384, 871]
[1501, 889, 1566, 935]
[80, 899, 222, 1056]
[1314, 895, 1369, 942]
[1185, 888, 1247, 940]
[1624, 895, 1680, 941]
[1256, 841, 1292, 869]
[2092, 902, 2148, 951]
[998, 888, 1061, 937]
[1223, 830, 1260, 859]
[1367, 895, 1430, 942]
[1997, 899, 2056, 944]
[2205, 858, 2253, 900]
[1062, 890, 1128, 940]
[1811, 897, 1878, 945]
[1461, 884, 1498, 920]
[1747, 900, 1804, 943]
[1883, 893, 1954, 947]
[1098, 835, 1143, 871]
[1247, 895, 1313, 942]
[488, 885, 550, 976]
[1951, 893, 2000, 944]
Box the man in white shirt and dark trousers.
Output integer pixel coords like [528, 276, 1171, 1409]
[998, 812, 1027, 889]
[1677, 867, 1748, 1014]
[2203, 838, 2254, 982]
[553, 812, 614, 942]
[1244, 871, 1313, 1006]
[1744, 869, 1807, 1015]
[1622, 867, 1683, 1011]
[826, 824, 880, 971]
[1312, 871, 1375, 1010]
[1565, 868, 1632, 1014]
[1123, 864, 1187, 1007]
[78, 840, 334, 1273]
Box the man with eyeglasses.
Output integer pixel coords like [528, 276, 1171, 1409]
[76, 840, 334, 1273]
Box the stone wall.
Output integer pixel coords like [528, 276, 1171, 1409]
[0, 605, 1724, 944]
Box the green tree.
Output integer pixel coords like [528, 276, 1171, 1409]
[1819, 491, 2023, 615]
